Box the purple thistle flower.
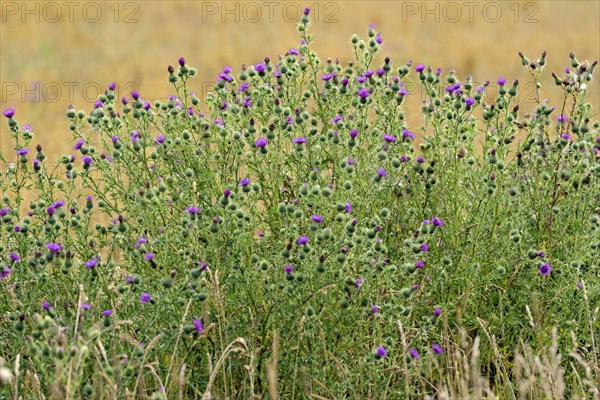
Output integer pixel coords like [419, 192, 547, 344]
[297, 236, 309, 245]
[465, 97, 475, 107]
[254, 63, 266, 73]
[185, 206, 200, 214]
[377, 168, 388, 177]
[420, 243, 429, 252]
[0, 267, 12, 279]
[341, 77, 349, 86]
[409, 348, 420, 359]
[126, 275, 135, 284]
[349, 129, 359, 139]
[321, 73, 333, 81]
[85, 256, 99, 269]
[46, 243, 62, 253]
[383, 134, 396, 143]
[311, 214, 324, 223]
[434, 307, 442, 317]
[375, 34, 383, 44]
[155, 135, 165, 145]
[193, 318, 203, 333]
[82, 156, 93, 165]
[3, 108, 15, 118]
[240, 178, 251, 187]
[130, 131, 140, 143]
[432, 344, 444, 354]
[0, 208, 9, 216]
[140, 292, 152, 304]
[239, 82, 250, 92]
[375, 346, 388, 358]
[432, 217, 444, 227]
[293, 137, 307, 144]
[415, 260, 425, 269]
[345, 202, 352, 213]
[108, 82, 116, 90]
[364, 70, 374, 78]
[333, 115, 343, 124]
[284, 264, 293, 274]
[402, 129, 415, 140]
[103, 309, 112, 317]
[355, 278, 363, 289]
[539, 263, 552, 276]
[16, 148, 29, 156]
[416, 156, 425, 164]
[289, 48, 299, 55]
[135, 237, 147, 248]
[255, 137, 268, 148]
[356, 76, 366, 83]
[74, 139, 85, 150]
[556, 115, 568, 123]
[223, 188, 231, 197]
[178, 57, 186, 66]
[561, 133, 571, 140]
[131, 91, 140, 100]
[42, 301, 52, 311]
[111, 135, 119, 143]
[94, 100, 103, 109]
[10, 252, 20, 263]
[415, 64, 425, 72]
[144, 252, 154, 261]
[372, 304, 380, 315]
[218, 72, 232, 82]
[497, 77, 506, 86]
[357, 88, 370, 98]
[80, 303, 91, 310]
[303, 7, 310, 15]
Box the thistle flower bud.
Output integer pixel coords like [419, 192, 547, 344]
[538, 50, 547, 66]
[570, 52, 580, 68]
[518, 51, 529, 66]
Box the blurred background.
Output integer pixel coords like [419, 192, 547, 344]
[1, 0, 599, 159]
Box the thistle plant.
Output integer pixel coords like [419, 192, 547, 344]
[1, 8, 598, 399]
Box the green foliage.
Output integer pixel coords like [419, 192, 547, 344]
[1, 12, 598, 399]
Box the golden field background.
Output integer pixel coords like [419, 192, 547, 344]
[1, 0, 599, 160]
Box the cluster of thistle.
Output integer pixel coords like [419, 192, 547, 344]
[1, 8, 599, 396]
